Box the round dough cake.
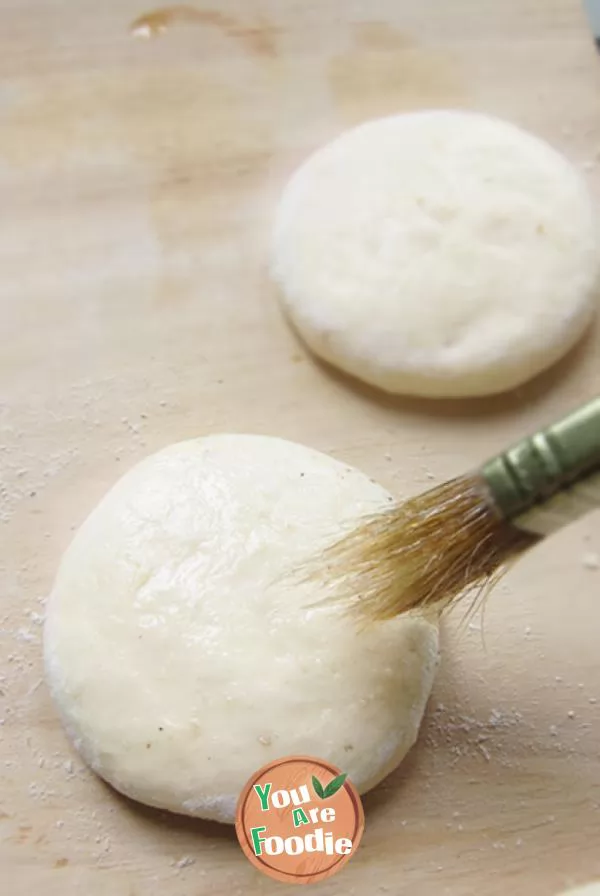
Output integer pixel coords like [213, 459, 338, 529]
[44, 435, 439, 823]
[558, 887, 600, 895]
[271, 110, 600, 398]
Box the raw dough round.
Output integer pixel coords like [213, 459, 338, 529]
[271, 110, 600, 398]
[558, 886, 600, 895]
[44, 435, 439, 823]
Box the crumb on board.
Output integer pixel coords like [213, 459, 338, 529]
[582, 552, 600, 570]
[173, 856, 195, 870]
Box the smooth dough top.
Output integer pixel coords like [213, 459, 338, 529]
[44, 435, 439, 823]
[271, 110, 600, 398]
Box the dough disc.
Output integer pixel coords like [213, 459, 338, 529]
[271, 110, 600, 398]
[44, 435, 439, 823]
[558, 887, 600, 895]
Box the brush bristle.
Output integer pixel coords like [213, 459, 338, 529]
[310, 474, 540, 622]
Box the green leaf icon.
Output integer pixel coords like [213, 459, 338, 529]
[323, 773, 347, 799]
[312, 775, 325, 799]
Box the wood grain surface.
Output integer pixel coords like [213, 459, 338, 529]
[1, 1, 600, 894]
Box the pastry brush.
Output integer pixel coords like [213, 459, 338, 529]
[313, 396, 600, 622]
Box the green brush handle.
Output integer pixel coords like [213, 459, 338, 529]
[482, 396, 600, 524]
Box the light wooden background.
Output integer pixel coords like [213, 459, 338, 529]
[1, 1, 600, 894]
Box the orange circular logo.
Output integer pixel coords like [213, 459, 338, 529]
[235, 755, 364, 884]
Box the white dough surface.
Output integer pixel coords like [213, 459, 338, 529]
[271, 110, 600, 397]
[558, 886, 600, 895]
[44, 435, 439, 823]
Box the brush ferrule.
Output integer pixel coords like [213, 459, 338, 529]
[481, 397, 600, 521]
[513, 470, 600, 537]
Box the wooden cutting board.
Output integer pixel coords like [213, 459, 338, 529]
[1, 1, 600, 893]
